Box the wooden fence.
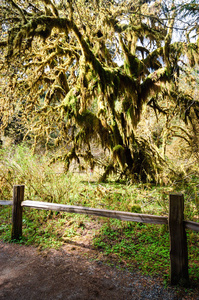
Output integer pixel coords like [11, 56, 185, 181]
[1, 185, 199, 286]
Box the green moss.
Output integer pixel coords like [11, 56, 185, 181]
[130, 204, 142, 213]
[62, 88, 80, 116]
[113, 145, 126, 169]
[113, 145, 125, 153]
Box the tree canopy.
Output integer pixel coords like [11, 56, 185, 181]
[0, 0, 199, 182]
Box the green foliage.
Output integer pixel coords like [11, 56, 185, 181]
[93, 223, 170, 278]
[93, 222, 199, 282]
[1, 0, 198, 184]
[0, 145, 198, 284]
[0, 144, 74, 203]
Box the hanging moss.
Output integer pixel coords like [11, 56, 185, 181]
[62, 88, 80, 116]
[187, 43, 199, 67]
[62, 147, 80, 172]
[113, 145, 126, 169]
[74, 109, 112, 150]
[99, 163, 115, 183]
[2, 0, 199, 184]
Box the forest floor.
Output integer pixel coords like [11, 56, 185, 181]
[1, 237, 199, 300]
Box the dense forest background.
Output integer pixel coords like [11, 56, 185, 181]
[0, 0, 199, 182]
[0, 1, 199, 289]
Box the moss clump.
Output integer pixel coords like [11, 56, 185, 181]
[130, 204, 142, 213]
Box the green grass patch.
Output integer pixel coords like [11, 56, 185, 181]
[93, 221, 199, 283]
[93, 223, 170, 278]
[0, 144, 199, 284]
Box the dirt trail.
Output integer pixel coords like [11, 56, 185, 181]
[0, 241, 198, 300]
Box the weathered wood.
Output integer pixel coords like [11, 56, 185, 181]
[2, 199, 199, 232]
[22, 200, 168, 225]
[184, 220, 199, 232]
[2, 185, 199, 288]
[169, 194, 189, 286]
[0, 200, 13, 205]
[11, 185, 24, 240]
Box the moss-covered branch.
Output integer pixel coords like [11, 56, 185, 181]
[1, 0, 198, 183]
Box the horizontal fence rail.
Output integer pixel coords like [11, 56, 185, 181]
[0, 200, 13, 205]
[1, 185, 199, 286]
[21, 200, 168, 225]
[184, 220, 199, 232]
[1, 200, 199, 231]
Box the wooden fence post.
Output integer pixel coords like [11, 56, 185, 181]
[169, 194, 189, 286]
[11, 185, 24, 240]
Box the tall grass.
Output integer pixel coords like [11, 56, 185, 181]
[0, 144, 79, 203]
[0, 144, 199, 285]
[0, 144, 198, 216]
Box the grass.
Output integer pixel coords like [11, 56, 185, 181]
[0, 144, 199, 287]
[93, 223, 170, 278]
[93, 222, 199, 283]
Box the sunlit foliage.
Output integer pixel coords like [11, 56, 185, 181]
[0, 0, 198, 182]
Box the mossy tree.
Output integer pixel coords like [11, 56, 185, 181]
[0, 0, 198, 182]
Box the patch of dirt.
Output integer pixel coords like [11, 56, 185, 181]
[1, 240, 199, 300]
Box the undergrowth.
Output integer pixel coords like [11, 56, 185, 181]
[0, 144, 199, 286]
